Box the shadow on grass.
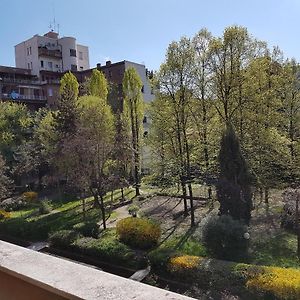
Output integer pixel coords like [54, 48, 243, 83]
[0, 202, 104, 241]
[250, 231, 300, 268]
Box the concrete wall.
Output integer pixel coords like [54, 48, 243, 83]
[76, 44, 90, 71]
[0, 240, 194, 300]
[125, 61, 154, 103]
[15, 33, 90, 77]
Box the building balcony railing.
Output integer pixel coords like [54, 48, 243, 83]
[0, 77, 40, 85]
[0, 241, 193, 300]
[1, 93, 47, 101]
[38, 47, 62, 59]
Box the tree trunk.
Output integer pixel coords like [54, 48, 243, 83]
[82, 198, 86, 221]
[296, 193, 300, 260]
[99, 194, 106, 230]
[111, 190, 114, 203]
[181, 181, 188, 215]
[264, 188, 269, 204]
[188, 183, 195, 227]
[121, 188, 124, 201]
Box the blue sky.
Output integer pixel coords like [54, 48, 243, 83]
[1, 0, 299, 71]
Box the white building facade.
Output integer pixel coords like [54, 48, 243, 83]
[15, 31, 89, 77]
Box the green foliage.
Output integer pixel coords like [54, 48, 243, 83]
[56, 71, 79, 136]
[72, 229, 145, 268]
[39, 200, 52, 215]
[73, 221, 99, 238]
[88, 69, 108, 99]
[217, 125, 253, 224]
[128, 204, 139, 216]
[202, 215, 249, 261]
[122, 67, 144, 195]
[0, 102, 32, 165]
[116, 217, 161, 249]
[49, 230, 80, 248]
[0, 154, 12, 200]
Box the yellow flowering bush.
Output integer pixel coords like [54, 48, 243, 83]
[116, 217, 161, 249]
[0, 209, 11, 220]
[23, 191, 38, 202]
[168, 255, 202, 273]
[247, 266, 300, 299]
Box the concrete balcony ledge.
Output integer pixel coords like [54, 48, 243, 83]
[0, 240, 194, 300]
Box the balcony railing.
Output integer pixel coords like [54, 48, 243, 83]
[0, 77, 40, 85]
[38, 48, 62, 59]
[1, 93, 47, 101]
[0, 241, 194, 300]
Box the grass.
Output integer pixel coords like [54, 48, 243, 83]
[0, 187, 136, 241]
[250, 231, 300, 268]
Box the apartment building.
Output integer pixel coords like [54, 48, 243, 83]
[0, 66, 47, 110]
[15, 31, 89, 77]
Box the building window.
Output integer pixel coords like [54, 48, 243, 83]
[48, 88, 53, 97]
[41, 60, 44, 68]
[48, 62, 53, 69]
[29, 47, 32, 55]
[71, 64, 77, 71]
[55, 64, 59, 68]
[70, 49, 77, 57]
[108, 70, 112, 78]
[28, 63, 30, 69]
[30, 62, 33, 69]
[79, 51, 83, 60]
[80, 66, 83, 70]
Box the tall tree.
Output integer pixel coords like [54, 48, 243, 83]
[56, 71, 79, 136]
[89, 69, 108, 99]
[62, 95, 115, 229]
[157, 37, 196, 226]
[217, 125, 253, 225]
[122, 67, 144, 196]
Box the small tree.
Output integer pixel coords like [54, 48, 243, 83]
[217, 124, 253, 225]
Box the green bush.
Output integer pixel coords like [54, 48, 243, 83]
[202, 215, 248, 261]
[72, 232, 145, 268]
[49, 230, 80, 248]
[116, 217, 161, 249]
[39, 200, 52, 215]
[73, 222, 99, 238]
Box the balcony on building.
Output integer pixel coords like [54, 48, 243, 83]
[0, 240, 193, 300]
[38, 47, 62, 59]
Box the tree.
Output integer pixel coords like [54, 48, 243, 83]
[191, 28, 216, 199]
[0, 102, 32, 164]
[56, 71, 79, 136]
[217, 125, 253, 225]
[156, 37, 196, 226]
[62, 95, 115, 229]
[0, 155, 12, 201]
[88, 69, 108, 99]
[243, 55, 290, 202]
[122, 67, 144, 197]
